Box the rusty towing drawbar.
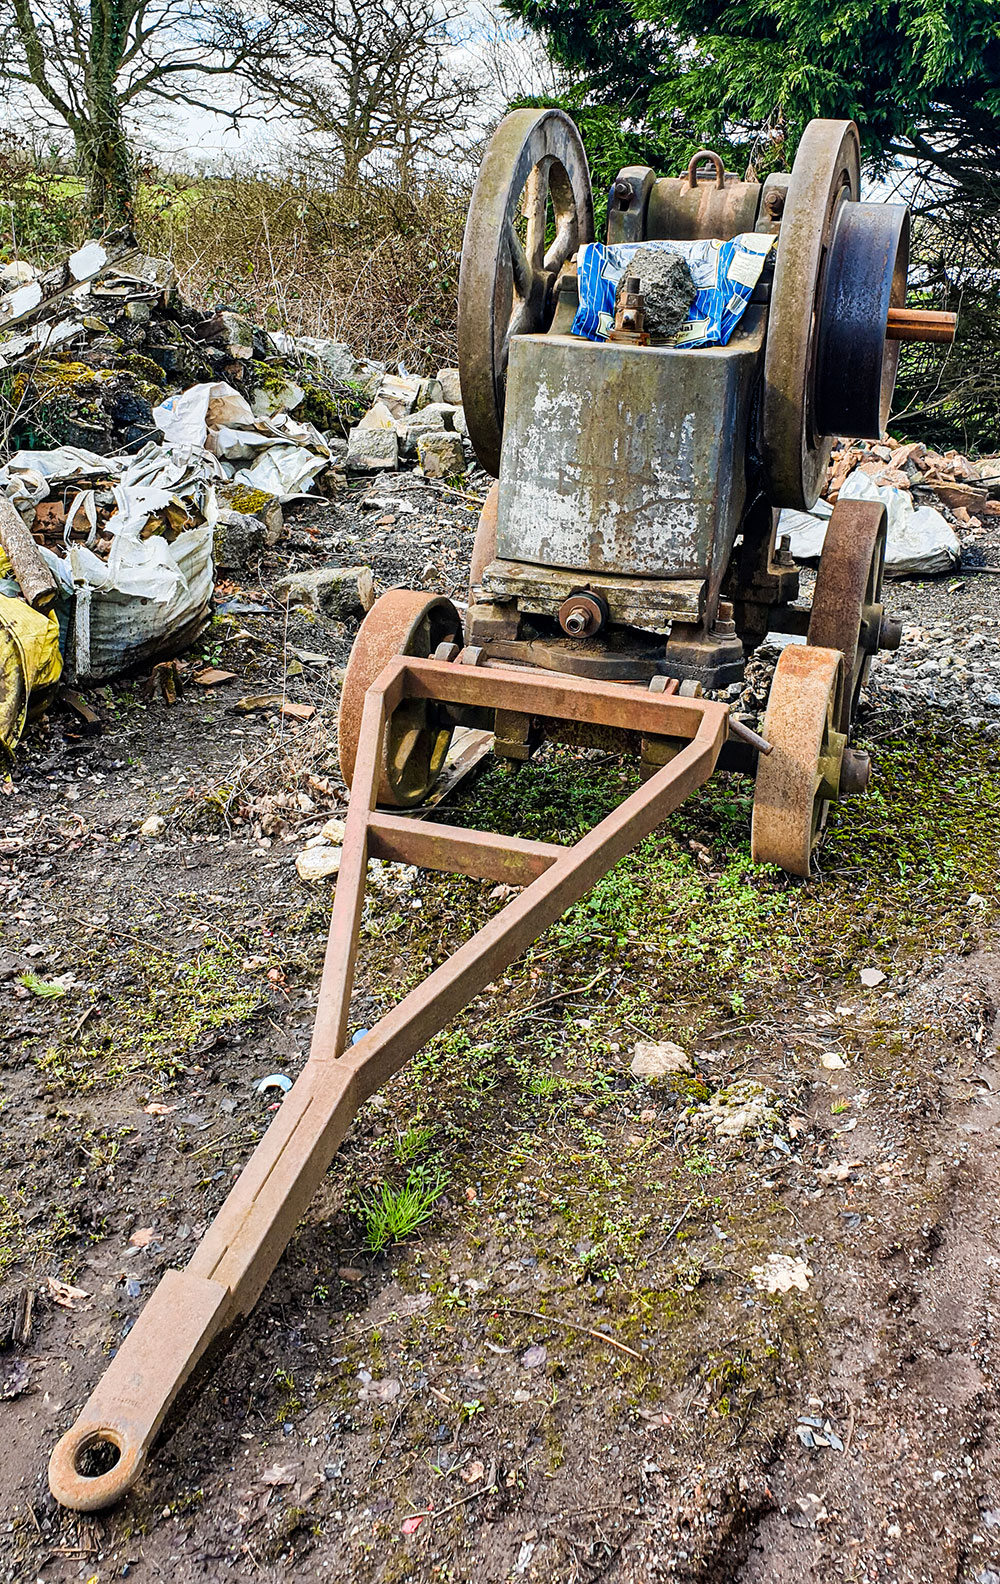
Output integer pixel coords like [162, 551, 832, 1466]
[49, 109, 955, 1509]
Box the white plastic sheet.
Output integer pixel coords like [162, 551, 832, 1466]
[780, 468, 961, 578]
[153, 382, 255, 448]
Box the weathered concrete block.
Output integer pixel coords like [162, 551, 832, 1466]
[273, 564, 375, 618]
[294, 337, 361, 383]
[251, 377, 305, 418]
[215, 481, 284, 543]
[217, 310, 256, 359]
[417, 432, 465, 479]
[436, 367, 462, 406]
[347, 424, 398, 471]
[377, 373, 422, 419]
[399, 402, 458, 456]
[214, 509, 268, 572]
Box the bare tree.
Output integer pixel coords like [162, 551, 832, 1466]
[0, 0, 278, 228]
[258, 0, 482, 185]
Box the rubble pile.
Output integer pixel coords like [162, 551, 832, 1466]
[824, 436, 1000, 537]
[0, 241, 376, 454]
[782, 435, 1000, 579]
[0, 237, 479, 754]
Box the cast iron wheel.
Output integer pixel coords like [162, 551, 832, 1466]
[458, 107, 594, 477]
[807, 497, 887, 734]
[751, 644, 845, 878]
[338, 590, 462, 808]
[762, 119, 861, 510]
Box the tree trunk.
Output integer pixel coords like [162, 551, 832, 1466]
[74, 107, 135, 232]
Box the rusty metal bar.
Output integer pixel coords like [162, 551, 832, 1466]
[369, 812, 561, 884]
[885, 306, 957, 344]
[48, 659, 728, 1512]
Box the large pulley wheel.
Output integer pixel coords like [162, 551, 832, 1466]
[808, 498, 887, 734]
[458, 108, 594, 477]
[751, 645, 845, 878]
[762, 120, 861, 510]
[338, 590, 462, 808]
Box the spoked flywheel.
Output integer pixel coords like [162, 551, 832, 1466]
[338, 590, 463, 808]
[458, 107, 594, 477]
[807, 497, 888, 735]
[751, 644, 845, 878]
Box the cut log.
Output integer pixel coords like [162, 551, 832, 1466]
[0, 495, 58, 611]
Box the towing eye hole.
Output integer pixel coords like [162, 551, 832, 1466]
[74, 1432, 123, 1478]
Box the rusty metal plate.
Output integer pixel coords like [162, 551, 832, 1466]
[495, 325, 763, 585]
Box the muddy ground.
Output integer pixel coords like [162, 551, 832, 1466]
[2, 468, 1000, 1584]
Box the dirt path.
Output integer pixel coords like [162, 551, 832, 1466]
[2, 475, 1000, 1583]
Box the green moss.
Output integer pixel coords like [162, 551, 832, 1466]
[112, 352, 167, 388]
[221, 483, 275, 517]
[293, 379, 367, 435]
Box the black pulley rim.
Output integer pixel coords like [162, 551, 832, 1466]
[814, 202, 909, 439]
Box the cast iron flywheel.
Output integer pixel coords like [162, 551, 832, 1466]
[458, 108, 594, 477]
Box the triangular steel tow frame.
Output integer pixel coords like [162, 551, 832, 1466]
[49, 655, 729, 1511]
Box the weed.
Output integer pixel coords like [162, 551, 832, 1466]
[17, 972, 67, 998]
[392, 1125, 434, 1164]
[357, 1169, 447, 1252]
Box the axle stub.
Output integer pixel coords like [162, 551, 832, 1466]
[338, 590, 463, 807]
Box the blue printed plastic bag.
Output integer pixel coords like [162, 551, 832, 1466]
[571, 233, 775, 347]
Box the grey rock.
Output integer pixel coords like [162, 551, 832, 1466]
[417, 432, 465, 479]
[216, 310, 255, 358]
[347, 425, 398, 472]
[251, 377, 305, 418]
[213, 509, 268, 573]
[616, 247, 696, 340]
[273, 564, 375, 619]
[437, 367, 462, 406]
[416, 376, 444, 410]
[295, 337, 361, 384]
[399, 403, 457, 456]
[215, 481, 284, 543]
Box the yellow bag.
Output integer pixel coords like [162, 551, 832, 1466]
[0, 593, 62, 760]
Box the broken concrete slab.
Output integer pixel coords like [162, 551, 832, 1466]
[274, 564, 375, 619]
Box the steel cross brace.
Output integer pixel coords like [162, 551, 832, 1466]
[48, 656, 730, 1511]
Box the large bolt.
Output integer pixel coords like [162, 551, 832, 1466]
[879, 613, 903, 651]
[613, 178, 633, 204]
[840, 748, 871, 796]
[763, 188, 785, 220]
